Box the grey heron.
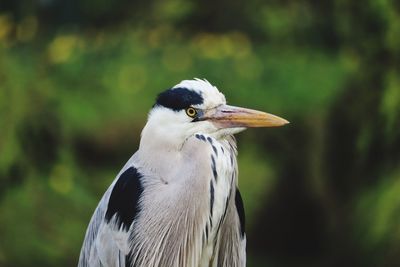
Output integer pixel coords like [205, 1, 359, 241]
[78, 79, 288, 267]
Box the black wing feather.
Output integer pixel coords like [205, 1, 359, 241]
[105, 166, 144, 231]
[235, 188, 246, 238]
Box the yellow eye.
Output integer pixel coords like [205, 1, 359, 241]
[186, 107, 197, 118]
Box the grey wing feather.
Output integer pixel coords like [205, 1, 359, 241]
[78, 185, 114, 267]
[217, 188, 246, 267]
[78, 162, 135, 267]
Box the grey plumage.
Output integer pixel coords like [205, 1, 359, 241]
[78, 79, 288, 267]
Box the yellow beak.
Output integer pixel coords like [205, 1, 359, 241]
[205, 104, 289, 128]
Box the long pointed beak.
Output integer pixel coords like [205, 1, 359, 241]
[204, 104, 289, 128]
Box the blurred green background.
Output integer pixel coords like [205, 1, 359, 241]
[0, 0, 399, 266]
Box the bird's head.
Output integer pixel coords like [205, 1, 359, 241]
[140, 79, 288, 150]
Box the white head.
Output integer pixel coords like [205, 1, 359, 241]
[139, 79, 288, 151]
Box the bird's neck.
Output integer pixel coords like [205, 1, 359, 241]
[137, 123, 186, 175]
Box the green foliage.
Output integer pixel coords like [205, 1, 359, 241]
[354, 169, 400, 265]
[238, 146, 277, 228]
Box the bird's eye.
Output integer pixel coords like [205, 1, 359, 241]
[185, 107, 197, 118]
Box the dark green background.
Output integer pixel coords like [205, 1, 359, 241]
[0, 0, 399, 266]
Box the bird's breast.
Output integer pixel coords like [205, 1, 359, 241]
[187, 134, 238, 265]
[128, 134, 238, 267]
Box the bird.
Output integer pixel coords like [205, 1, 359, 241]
[78, 79, 288, 267]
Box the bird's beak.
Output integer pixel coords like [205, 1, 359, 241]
[204, 104, 289, 128]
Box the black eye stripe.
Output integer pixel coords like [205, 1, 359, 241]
[155, 88, 204, 111]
